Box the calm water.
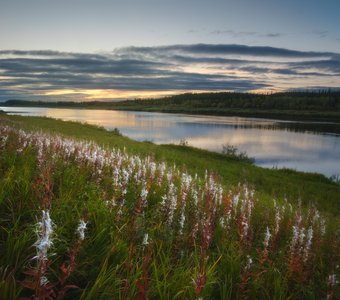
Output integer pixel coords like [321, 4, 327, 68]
[1, 106, 340, 177]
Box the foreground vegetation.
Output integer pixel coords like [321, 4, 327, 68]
[3, 91, 340, 122]
[0, 113, 339, 299]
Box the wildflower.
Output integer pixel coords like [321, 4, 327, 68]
[117, 201, 124, 216]
[189, 222, 199, 244]
[290, 225, 299, 252]
[217, 186, 223, 205]
[150, 162, 156, 178]
[202, 215, 212, 250]
[328, 274, 336, 286]
[274, 209, 281, 235]
[166, 170, 173, 182]
[181, 173, 192, 196]
[298, 227, 305, 248]
[241, 219, 249, 240]
[77, 219, 87, 241]
[157, 162, 166, 185]
[142, 233, 149, 246]
[141, 185, 148, 201]
[320, 218, 326, 236]
[312, 209, 320, 224]
[167, 183, 177, 226]
[122, 168, 130, 187]
[233, 193, 240, 213]
[327, 274, 337, 300]
[219, 217, 225, 229]
[160, 194, 167, 207]
[113, 167, 120, 186]
[32, 210, 54, 288]
[179, 210, 186, 235]
[296, 213, 303, 227]
[192, 189, 199, 207]
[303, 227, 313, 263]
[273, 199, 277, 208]
[40, 275, 49, 286]
[263, 226, 271, 249]
[35, 210, 54, 263]
[245, 255, 253, 271]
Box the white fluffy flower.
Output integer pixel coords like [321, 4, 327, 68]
[77, 219, 88, 241]
[263, 226, 271, 248]
[142, 233, 149, 246]
[35, 210, 54, 262]
[245, 255, 253, 271]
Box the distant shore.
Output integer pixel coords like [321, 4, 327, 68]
[2, 91, 340, 122]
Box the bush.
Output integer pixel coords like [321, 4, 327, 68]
[179, 138, 189, 146]
[222, 144, 254, 164]
[112, 127, 122, 136]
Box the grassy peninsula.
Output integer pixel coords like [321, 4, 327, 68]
[3, 91, 340, 122]
[0, 113, 339, 299]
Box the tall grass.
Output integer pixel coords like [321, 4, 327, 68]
[0, 121, 339, 299]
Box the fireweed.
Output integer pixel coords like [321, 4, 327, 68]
[34, 210, 54, 286]
[0, 124, 339, 299]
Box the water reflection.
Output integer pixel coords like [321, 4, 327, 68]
[1, 106, 339, 177]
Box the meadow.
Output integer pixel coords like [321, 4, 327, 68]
[0, 113, 339, 299]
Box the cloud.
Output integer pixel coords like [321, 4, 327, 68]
[312, 30, 329, 38]
[187, 29, 201, 34]
[210, 30, 257, 37]
[209, 30, 283, 39]
[290, 54, 340, 74]
[117, 44, 334, 58]
[0, 44, 339, 101]
[260, 33, 283, 38]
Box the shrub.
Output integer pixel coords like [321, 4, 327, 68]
[222, 144, 254, 164]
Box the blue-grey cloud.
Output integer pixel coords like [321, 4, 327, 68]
[210, 30, 257, 37]
[118, 44, 334, 58]
[209, 30, 282, 39]
[260, 33, 283, 38]
[0, 44, 339, 101]
[312, 31, 329, 38]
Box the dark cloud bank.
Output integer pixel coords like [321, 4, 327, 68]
[0, 44, 339, 101]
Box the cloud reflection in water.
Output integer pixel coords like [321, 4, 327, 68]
[1, 107, 339, 177]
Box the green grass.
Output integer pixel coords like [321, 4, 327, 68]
[0, 113, 339, 299]
[1, 113, 339, 216]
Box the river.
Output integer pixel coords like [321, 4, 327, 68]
[1, 106, 339, 178]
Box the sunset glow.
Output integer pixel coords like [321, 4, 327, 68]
[0, 1, 339, 101]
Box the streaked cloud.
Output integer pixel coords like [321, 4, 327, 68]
[0, 44, 339, 101]
[115, 44, 334, 58]
[210, 30, 257, 37]
[209, 30, 283, 39]
[260, 33, 283, 38]
[312, 30, 329, 38]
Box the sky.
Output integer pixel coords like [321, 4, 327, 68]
[1, 0, 340, 101]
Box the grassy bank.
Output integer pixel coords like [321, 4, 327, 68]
[0, 113, 339, 299]
[1, 113, 339, 214]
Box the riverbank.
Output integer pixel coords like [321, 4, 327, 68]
[2, 106, 340, 177]
[1, 112, 339, 214]
[1, 113, 339, 299]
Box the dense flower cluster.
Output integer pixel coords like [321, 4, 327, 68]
[0, 123, 338, 299]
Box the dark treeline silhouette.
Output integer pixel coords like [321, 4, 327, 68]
[116, 91, 340, 111]
[3, 91, 340, 121]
